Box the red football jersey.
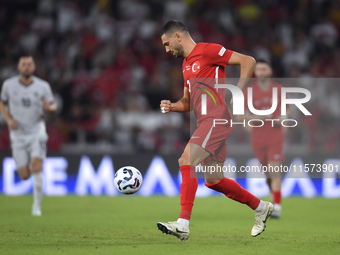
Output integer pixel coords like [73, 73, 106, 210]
[244, 82, 285, 146]
[182, 43, 233, 125]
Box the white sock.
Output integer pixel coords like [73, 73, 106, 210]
[177, 218, 189, 230]
[32, 172, 43, 208]
[274, 204, 282, 211]
[254, 200, 266, 215]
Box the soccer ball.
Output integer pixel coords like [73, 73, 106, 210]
[114, 166, 143, 195]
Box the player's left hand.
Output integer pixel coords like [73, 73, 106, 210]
[43, 98, 57, 112]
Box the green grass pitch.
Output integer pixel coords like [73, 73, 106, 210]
[1, 196, 339, 255]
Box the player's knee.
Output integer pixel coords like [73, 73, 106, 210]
[205, 177, 222, 185]
[178, 157, 184, 166]
[271, 177, 281, 184]
[21, 174, 30, 180]
[31, 165, 42, 173]
[31, 159, 42, 173]
[18, 167, 30, 180]
[178, 156, 189, 167]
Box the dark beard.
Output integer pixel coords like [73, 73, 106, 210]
[175, 45, 184, 58]
[22, 74, 32, 80]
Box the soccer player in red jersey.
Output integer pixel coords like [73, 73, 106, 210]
[157, 20, 273, 240]
[240, 60, 292, 218]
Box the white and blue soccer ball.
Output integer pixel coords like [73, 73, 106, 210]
[114, 166, 143, 195]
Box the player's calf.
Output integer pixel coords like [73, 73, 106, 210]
[31, 158, 43, 216]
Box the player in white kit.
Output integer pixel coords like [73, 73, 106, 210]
[0, 56, 57, 216]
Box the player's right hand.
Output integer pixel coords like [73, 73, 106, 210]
[160, 100, 171, 114]
[8, 119, 18, 130]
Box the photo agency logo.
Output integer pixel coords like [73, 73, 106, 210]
[197, 82, 223, 113]
[200, 83, 312, 128]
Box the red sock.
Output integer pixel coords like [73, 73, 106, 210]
[272, 191, 281, 204]
[179, 165, 198, 220]
[205, 178, 260, 210]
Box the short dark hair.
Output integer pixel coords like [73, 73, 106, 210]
[256, 59, 271, 66]
[160, 20, 188, 36]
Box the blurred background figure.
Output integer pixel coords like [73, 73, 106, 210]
[238, 60, 293, 218]
[0, 56, 57, 216]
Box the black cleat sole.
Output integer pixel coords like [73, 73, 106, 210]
[157, 223, 172, 235]
[157, 222, 188, 241]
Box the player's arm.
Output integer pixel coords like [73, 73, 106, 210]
[0, 101, 17, 130]
[228, 52, 256, 106]
[42, 83, 57, 113]
[228, 52, 256, 90]
[160, 87, 190, 113]
[43, 98, 57, 113]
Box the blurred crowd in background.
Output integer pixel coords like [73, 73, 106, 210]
[0, 0, 339, 154]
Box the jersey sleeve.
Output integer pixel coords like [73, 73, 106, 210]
[182, 62, 189, 88]
[203, 43, 233, 67]
[1, 82, 9, 103]
[43, 82, 54, 103]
